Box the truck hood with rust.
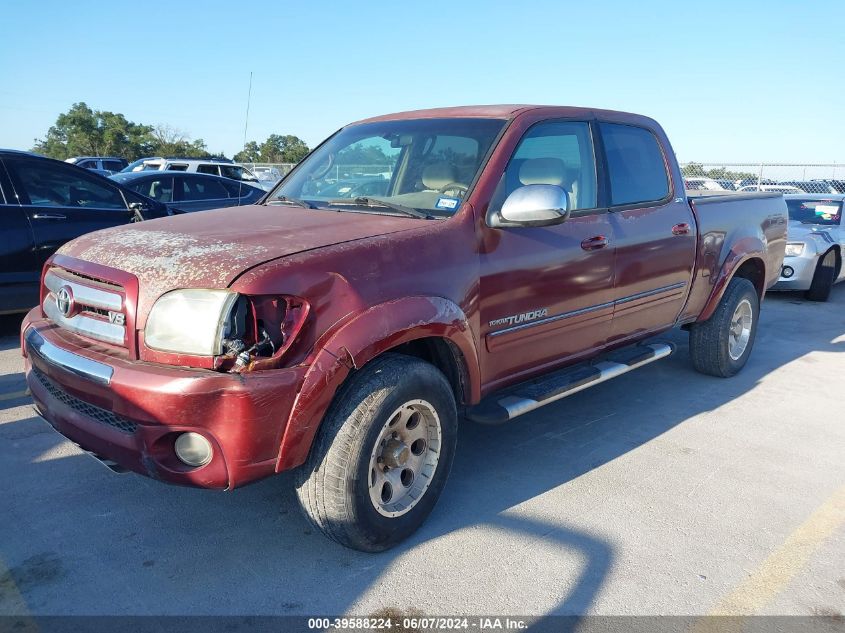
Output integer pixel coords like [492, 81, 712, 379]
[57, 204, 421, 315]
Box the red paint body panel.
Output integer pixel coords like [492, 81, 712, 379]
[21, 105, 787, 489]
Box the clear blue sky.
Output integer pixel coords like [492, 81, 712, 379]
[1, 0, 843, 163]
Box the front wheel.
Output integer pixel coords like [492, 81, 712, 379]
[689, 277, 760, 378]
[294, 354, 457, 552]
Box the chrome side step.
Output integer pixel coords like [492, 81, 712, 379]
[467, 342, 674, 425]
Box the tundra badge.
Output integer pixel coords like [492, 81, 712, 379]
[489, 308, 548, 329]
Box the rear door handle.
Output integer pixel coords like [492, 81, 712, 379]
[32, 213, 67, 220]
[581, 235, 609, 251]
[672, 223, 691, 235]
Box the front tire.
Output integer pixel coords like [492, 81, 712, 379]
[805, 250, 837, 302]
[294, 353, 458, 552]
[689, 277, 759, 378]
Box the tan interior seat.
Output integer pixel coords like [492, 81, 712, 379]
[421, 162, 457, 191]
[518, 157, 578, 209]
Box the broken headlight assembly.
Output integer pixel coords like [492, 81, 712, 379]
[144, 289, 310, 372]
[146, 289, 241, 356]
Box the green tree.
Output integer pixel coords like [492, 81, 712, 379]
[336, 142, 393, 165]
[234, 141, 261, 163]
[149, 125, 212, 158]
[32, 102, 154, 160]
[235, 134, 310, 163]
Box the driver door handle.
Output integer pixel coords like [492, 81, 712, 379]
[581, 235, 609, 251]
[32, 213, 67, 220]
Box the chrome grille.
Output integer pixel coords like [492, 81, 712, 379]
[32, 368, 136, 434]
[43, 268, 126, 346]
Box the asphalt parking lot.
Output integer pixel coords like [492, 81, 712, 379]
[0, 289, 843, 619]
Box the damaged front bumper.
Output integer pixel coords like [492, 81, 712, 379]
[21, 309, 307, 489]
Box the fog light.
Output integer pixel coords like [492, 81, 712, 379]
[174, 432, 212, 467]
[782, 266, 795, 279]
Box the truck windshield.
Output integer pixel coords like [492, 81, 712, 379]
[266, 118, 506, 217]
[786, 199, 842, 226]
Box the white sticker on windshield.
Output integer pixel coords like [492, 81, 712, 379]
[435, 196, 460, 211]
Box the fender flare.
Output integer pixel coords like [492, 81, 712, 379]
[275, 296, 479, 472]
[697, 237, 767, 322]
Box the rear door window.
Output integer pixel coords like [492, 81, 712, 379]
[103, 160, 124, 172]
[599, 123, 669, 206]
[221, 179, 254, 198]
[181, 176, 229, 201]
[196, 164, 220, 176]
[132, 177, 174, 203]
[8, 159, 127, 209]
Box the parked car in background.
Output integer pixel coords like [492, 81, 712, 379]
[0, 150, 167, 314]
[315, 176, 389, 198]
[811, 179, 845, 194]
[248, 166, 285, 191]
[778, 181, 838, 194]
[121, 157, 270, 191]
[738, 184, 802, 193]
[111, 171, 265, 213]
[65, 156, 129, 175]
[684, 176, 725, 191]
[250, 166, 283, 182]
[714, 179, 736, 191]
[735, 178, 777, 189]
[21, 105, 786, 551]
[772, 194, 844, 301]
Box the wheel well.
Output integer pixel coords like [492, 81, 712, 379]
[733, 258, 766, 298]
[391, 337, 469, 405]
[831, 246, 842, 278]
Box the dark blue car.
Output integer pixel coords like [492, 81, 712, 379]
[111, 170, 265, 214]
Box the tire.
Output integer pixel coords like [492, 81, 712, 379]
[689, 277, 759, 378]
[805, 250, 837, 302]
[294, 353, 458, 552]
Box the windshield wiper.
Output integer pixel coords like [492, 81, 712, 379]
[327, 197, 433, 219]
[267, 196, 315, 209]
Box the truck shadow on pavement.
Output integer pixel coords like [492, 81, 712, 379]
[1, 289, 843, 621]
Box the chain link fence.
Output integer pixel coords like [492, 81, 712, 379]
[680, 162, 845, 194]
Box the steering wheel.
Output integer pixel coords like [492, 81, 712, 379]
[438, 182, 469, 196]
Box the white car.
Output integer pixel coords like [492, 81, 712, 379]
[121, 158, 271, 191]
[738, 184, 803, 193]
[684, 176, 726, 191]
[772, 194, 844, 301]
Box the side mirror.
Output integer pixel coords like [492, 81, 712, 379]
[495, 184, 570, 227]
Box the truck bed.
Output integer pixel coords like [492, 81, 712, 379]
[679, 191, 788, 323]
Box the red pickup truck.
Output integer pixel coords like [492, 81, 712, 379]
[21, 106, 787, 551]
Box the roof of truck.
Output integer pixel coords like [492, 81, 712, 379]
[353, 104, 648, 124]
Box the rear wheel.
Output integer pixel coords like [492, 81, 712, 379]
[294, 354, 457, 552]
[689, 277, 759, 378]
[805, 249, 837, 302]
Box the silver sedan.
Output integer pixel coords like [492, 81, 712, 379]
[772, 194, 845, 301]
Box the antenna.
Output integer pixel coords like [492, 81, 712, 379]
[238, 72, 254, 204]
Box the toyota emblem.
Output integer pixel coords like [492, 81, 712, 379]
[56, 286, 74, 318]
